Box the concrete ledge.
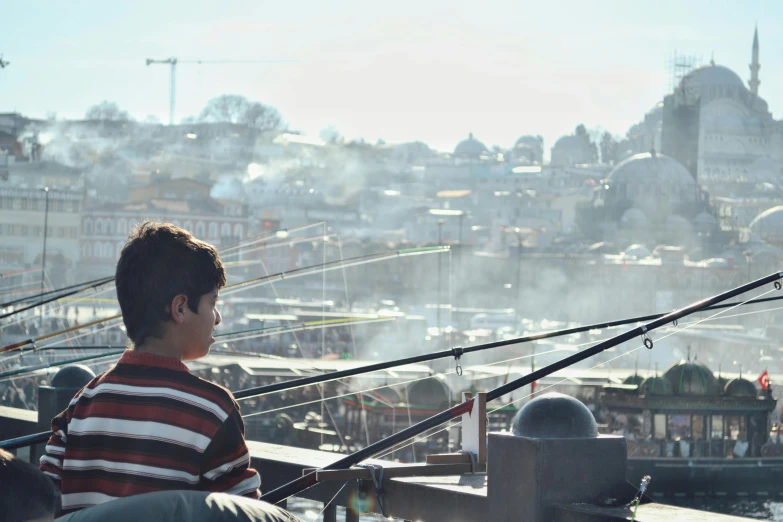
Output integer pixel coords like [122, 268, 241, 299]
[554, 502, 752, 521]
[249, 441, 488, 521]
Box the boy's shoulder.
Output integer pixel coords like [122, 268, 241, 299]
[93, 363, 240, 418]
[189, 373, 241, 411]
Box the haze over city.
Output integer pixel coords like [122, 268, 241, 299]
[4, 0, 783, 153]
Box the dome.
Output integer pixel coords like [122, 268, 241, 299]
[608, 152, 695, 187]
[663, 360, 719, 395]
[554, 135, 583, 149]
[749, 206, 783, 245]
[623, 374, 644, 386]
[680, 64, 745, 90]
[639, 376, 673, 396]
[407, 379, 451, 410]
[514, 135, 542, 148]
[724, 378, 757, 398]
[511, 392, 598, 439]
[623, 243, 651, 258]
[620, 208, 649, 229]
[454, 133, 488, 158]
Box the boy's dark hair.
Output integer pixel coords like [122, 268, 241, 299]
[116, 221, 226, 346]
[0, 448, 60, 521]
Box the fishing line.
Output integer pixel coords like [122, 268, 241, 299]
[241, 348, 567, 419]
[374, 287, 776, 460]
[254, 246, 349, 451]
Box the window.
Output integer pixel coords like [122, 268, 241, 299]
[692, 416, 705, 440]
[105, 219, 113, 235]
[653, 414, 667, 439]
[116, 243, 123, 258]
[184, 221, 193, 232]
[93, 243, 101, 257]
[209, 223, 218, 238]
[667, 414, 691, 439]
[196, 222, 205, 238]
[173, 219, 182, 228]
[21, 225, 28, 236]
[84, 218, 93, 235]
[117, 218, 127, 236]
[711, 415, 724, 439]
[95, 218, 103, 234]
[221, 223, 231, 237]
[233, 224, 243, 239]
[21, 198, 28, 210]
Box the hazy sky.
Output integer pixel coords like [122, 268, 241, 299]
[3, 0, 782, 153]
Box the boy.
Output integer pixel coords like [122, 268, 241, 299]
[40, 222, 261, 514]
[1, 448, 60, 522]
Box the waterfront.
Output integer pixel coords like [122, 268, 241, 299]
[672, 499, 783, 521]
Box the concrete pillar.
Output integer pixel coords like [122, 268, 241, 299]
[487, 392, 628, 522]
[33, 365, 95, 463]
[322, 504, 336, 522]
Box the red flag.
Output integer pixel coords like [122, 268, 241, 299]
[759, 370, 770, 390]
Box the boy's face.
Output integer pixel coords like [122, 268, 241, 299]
[182, 288, 221, 361]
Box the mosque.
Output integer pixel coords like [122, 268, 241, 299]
[576, 27, 783, 253]
[556, 27, 783, 183]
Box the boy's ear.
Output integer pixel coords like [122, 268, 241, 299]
[170, 294, 188, 324]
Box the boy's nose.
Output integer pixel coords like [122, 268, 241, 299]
[215, 308, 222, 326]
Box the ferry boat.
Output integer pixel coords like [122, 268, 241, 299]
[600, 359, 783, 497]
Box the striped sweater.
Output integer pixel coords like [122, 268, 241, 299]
[40, 349, 261, 514]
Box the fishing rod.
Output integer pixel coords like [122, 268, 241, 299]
[0, 247, 449, 356]
[0, 278, 117, 321]
[222, 234, 338, 262]
[257, 271, 783, 504]
[216, 316, 397, 343]
[229, 288, 783, 400]
[4, 272, 781, 453]
[0, 276, 115, 309]
[223, 246, 449, 295]
[0, 224, 322, 319]
[219, 222, 325, 256]
[0, 314, 123, 354]
[14, 284, 783, 392]
[0, 350, 125, 380]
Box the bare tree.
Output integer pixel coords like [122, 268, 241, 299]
[319, 125, 343, 144]
[600, 132, 618, 165]
[198, 94, 285, 132]
[85, 101, 132, 121]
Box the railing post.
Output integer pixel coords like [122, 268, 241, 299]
[33, 365, 95, 463]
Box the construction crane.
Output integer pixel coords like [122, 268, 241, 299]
[145, 57, 178, 125]
[145, 57, 291, 126]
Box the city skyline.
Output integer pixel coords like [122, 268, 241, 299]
[2, 0, 783, 154]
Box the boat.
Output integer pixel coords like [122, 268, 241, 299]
[600, 358, 783, 496]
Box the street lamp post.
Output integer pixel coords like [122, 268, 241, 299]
[39, 187, 50, 323]
[436, 219, 444, 336]
[429, 209, 464, 338]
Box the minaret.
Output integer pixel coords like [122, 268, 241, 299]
[749, 25, 760, 95]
